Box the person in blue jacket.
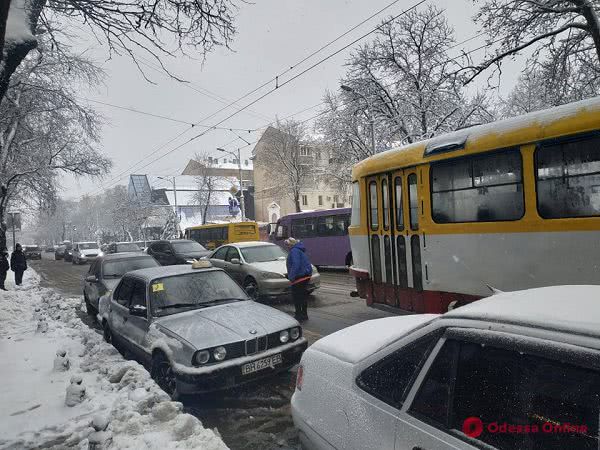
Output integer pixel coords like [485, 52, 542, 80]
[285, 237, 313, 321]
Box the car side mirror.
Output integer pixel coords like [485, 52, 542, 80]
[129, 305, 147, 317]
[230, 258, 241, 265]
[85, 275, 97, 283]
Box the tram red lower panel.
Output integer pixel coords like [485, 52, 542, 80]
[350, 267, 481, 314]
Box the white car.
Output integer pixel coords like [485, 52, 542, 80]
[72, 241, 100, 264]
[292, 286, 600, 450]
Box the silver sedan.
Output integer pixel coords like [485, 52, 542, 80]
[208, 242, 320, 300]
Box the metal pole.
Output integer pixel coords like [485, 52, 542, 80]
[172, 176, 180, 237]
[237, 148, 246, 221]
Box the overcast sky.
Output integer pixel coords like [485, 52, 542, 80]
[62, 0, 522, 199]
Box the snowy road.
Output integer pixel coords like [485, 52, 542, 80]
[30, 252, 395, 449]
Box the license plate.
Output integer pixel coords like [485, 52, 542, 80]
[241, 354, 283, 375]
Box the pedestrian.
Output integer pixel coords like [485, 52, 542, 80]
[10, 243, 27, 286]
[285, 237, 313, 322]
[0, 248, 9, 291]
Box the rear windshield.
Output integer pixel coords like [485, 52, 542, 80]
[102, 257, 158, 278]
[240, 245, 287, 263]
[171, 241, 207, 253]
[116, 243, 140, 252]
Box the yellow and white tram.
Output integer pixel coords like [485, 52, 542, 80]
[349, 97, 600, 313]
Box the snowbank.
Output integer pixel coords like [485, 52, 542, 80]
[0, 270, 228, 450]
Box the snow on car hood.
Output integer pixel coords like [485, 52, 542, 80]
[310, 315, 439, 364]
[248, 260, 287, 275]
[154, 301, 297, 349]
[80, 249, 99, 256]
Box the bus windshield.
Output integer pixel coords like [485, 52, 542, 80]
[240, 245, 287, 263]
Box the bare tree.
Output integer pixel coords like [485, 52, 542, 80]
[318, 6, 493, 174]
[0, 39, 111, 250]
[258, 121, 315, 213]
[465, 0, 600, 87]
[1, 0, 244, 103]
[192, 153, 220, 224]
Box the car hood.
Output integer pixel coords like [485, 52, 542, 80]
[247, 260, 287, 275]
[154, 301, 298, 349]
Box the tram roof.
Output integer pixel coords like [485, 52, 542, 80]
[445, 285, 600, 339]
[352, 96, 600, 180]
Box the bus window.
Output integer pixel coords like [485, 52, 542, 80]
[395, 177, 404, 231]
[275, 223, 288, 240]
[382, 178, 390, 230]
[431, 149, 524, 223]
[536, 134, 600, 218]
[408, 174, 419, 230]
[369, 181, 379, 230]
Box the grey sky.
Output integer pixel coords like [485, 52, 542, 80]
[62, 0, 522, 198]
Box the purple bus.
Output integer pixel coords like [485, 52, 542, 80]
[270, 208, 352, 267]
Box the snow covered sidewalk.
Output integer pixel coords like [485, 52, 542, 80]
[0, 270, 228, 450]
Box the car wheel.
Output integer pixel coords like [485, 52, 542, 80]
[243, 278, 259, 300]
[151, 352, 177, 398]
[102, 321, 113, 344]
[84, 294, 95, 316]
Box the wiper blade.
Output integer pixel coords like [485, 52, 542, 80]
[200, 298, 247, 306]
[156, 303, 199, 311]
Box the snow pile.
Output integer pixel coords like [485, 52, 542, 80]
[0, 271, 228, 450]
[5, 0, 34, 44]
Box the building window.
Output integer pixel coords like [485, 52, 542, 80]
[318, 195, 323, 206]
[333, 195, 339, 204]
[431, 149, 524, 223]
[536, 133, 600, 219]
[301, 194, 308, 206]
[300, 146, 312, 157]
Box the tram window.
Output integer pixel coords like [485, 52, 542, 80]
[371, 235, 382, 284]
[369, 181, 379, 231]
[396, 237, 408, 288]
[351, 182, 361, 226]
[382, 178, 390, 230]
[395, 177, 404, 231]
[431, 149, 524, 223]
[536, 134, 600, 218]
[384, 235, 393, 283]
[408, 174, 419, 230]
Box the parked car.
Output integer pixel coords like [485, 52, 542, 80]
[44, 245, 55, 253]
[291, 285, 600, 450]
[98, 263, 307, 397]
[23, 245, 42, 260]
[72, 241, 100, 264]
[83, 253, 159, 315]
[101, 241, 142, 255]
[54, 245, 66, 260]
[209, 242, 320, 300]
[63, 242, 74, 262]
[146, 239, 211, 266]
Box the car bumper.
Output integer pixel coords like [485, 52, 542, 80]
[258, 274, 321, 298]
[174, 339, 308, 394]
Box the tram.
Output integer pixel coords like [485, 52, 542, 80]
[349, 97, 600, 313]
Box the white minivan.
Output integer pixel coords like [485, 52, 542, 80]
[292, 285, 600, 450]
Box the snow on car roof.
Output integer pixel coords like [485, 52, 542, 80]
[445, 285, 600, 338]
[310, 315, 438, 364]
[126, 264, 220, 282]
[232, 241, 276, 248]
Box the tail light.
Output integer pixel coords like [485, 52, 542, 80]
[296, 364, 304, 390]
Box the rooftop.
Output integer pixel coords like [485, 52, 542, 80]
[127, 264, 220, 281]
[445, 285, 600, 338]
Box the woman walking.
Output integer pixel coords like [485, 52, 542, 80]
[10, 243, 27, 286]
[285, 237, 313, 322]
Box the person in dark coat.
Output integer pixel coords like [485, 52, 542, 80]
[10, 243, 27, 286]
[0, 248, 9, 290]
[285, 237, 313, 321]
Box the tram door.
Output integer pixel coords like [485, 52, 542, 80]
[391, 171, 409, 293]
[406, 169, 423, 292]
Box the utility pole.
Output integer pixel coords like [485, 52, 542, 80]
[217, 147, 246, 221]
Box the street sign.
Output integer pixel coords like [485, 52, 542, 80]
[7, 212, 21, 231]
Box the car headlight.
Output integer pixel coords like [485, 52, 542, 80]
[260, 271, 284, 279]
[290, 327, 300, 340]
[213, 346, 227, 361]
[280, 330, 290, 343]
[193, 350, 210, 365]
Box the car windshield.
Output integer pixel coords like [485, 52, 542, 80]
[102, 257, 158, 278]
[171, 241, 206, 253]
[26, 246, 40, 251]
[150, 271, 248, 316]
[79, 243, 98, 250]
[240, 245, 287, 263]
[116, 243, 140, 252]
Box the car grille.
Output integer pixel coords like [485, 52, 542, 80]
[245, 336, 268, 355]
[87, 254, 98, 257]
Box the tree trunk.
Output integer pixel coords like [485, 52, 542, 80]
[294, 192, 301, 212]
[576, 0, 600, 63]
[0, 0, 11, 64]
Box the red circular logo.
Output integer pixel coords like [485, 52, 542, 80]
[463, 417, 484, 438]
